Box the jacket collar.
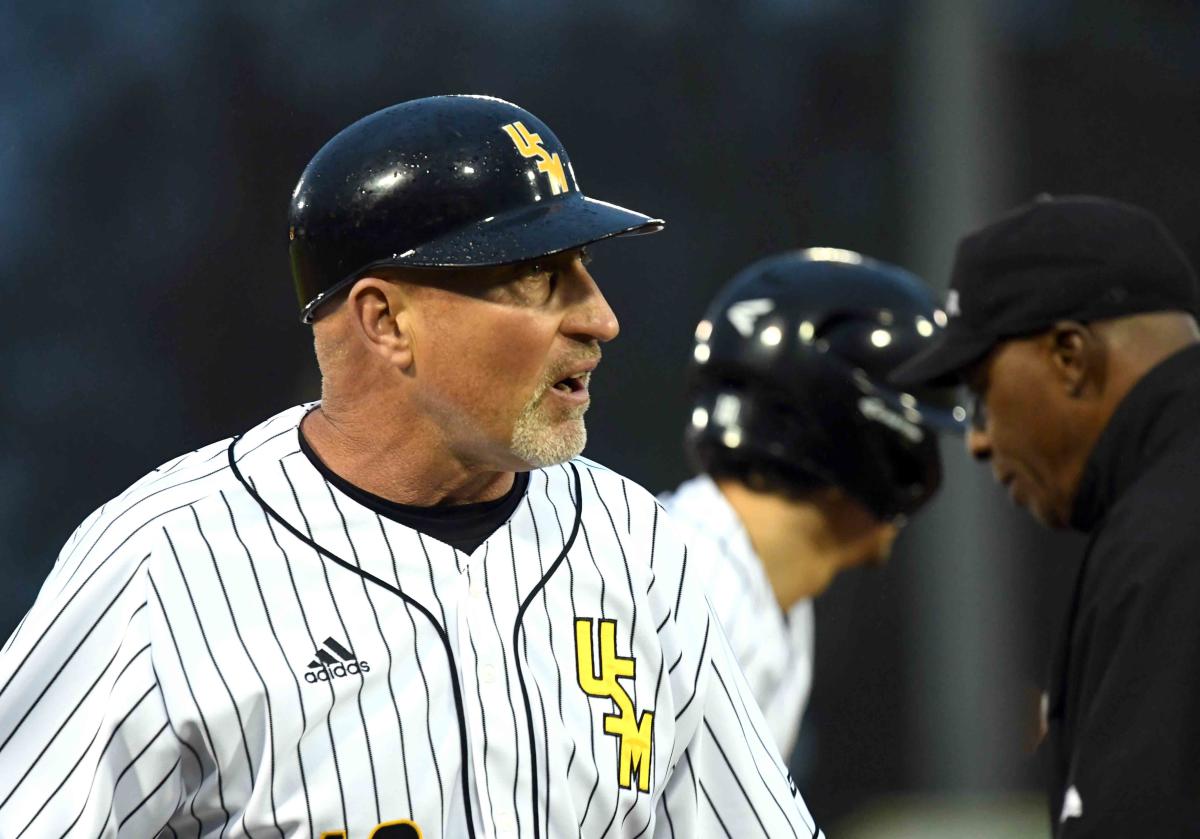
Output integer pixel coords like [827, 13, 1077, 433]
[1070, 343, 1200, 531]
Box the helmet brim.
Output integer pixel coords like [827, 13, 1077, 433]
[300, 194, 662, 322]
[888, 324, 997, 388]
[406, 194, 664, 267]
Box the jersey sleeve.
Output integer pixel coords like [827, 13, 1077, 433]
[649, 510, 824, 839]
[0, 523, 187, 837]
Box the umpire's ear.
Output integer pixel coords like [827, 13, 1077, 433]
[347, 274, 414, 372]
[1046, 320, 1102, 398]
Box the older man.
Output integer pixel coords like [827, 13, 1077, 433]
[0, 96, 822, 838]
[893, 194, 1200, 838]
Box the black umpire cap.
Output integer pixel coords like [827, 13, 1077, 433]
[891, 194, 1199, 387]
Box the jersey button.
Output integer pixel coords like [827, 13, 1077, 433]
[480, 663, 498, 684]
[495, 810, 516, 838]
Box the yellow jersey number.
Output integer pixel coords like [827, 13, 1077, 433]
[321, 819, 421, 838]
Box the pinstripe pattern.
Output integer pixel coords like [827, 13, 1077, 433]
[0, 405, 822, 837]
[660, 475, 816, 757]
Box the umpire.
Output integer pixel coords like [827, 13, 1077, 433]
[893, 194, 1200, 837]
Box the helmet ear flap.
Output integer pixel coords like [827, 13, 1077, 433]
[844, 409, 943, 521]
[683, 376, 843, 500]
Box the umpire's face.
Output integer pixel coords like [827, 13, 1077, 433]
[398, 248, 619, 469]
[962, 327, 1094, 528]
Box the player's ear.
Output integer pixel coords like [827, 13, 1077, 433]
[347, 275, 414, 370]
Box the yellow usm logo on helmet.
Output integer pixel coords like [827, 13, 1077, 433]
[575, 617, 654, 793]
[501, 121, 570, 196]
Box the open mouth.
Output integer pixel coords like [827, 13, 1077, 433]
[552, 372, 589, 394]
[549, 356, 598, 400]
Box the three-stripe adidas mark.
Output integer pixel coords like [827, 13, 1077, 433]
[304, 636, 370, 684]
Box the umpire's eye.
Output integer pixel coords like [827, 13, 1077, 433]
[967, 391, 988, 431]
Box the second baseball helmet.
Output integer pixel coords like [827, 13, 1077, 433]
[686, 249, 965, 522]
[289, 95, 663, 322]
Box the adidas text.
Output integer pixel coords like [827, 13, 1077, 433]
[305, 660, 371, 683]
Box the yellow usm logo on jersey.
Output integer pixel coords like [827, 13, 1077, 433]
[575, 617, 654, 793]
[501, 121, 570, 196]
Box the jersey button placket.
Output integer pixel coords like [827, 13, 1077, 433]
[457, 572, 498, 836]
[469, 576, 486, 604]
[467, 576, 502, 692]
[465, 562, 522, 837]
[494, 809, 517, 839]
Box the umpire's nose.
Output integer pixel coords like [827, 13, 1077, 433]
[965, 426, 992, 462]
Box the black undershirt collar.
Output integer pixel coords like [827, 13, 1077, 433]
[298, 429, 530, 555]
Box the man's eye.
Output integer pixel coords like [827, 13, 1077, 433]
[509, 270, 553, 300]
[968, 392, 988, 431]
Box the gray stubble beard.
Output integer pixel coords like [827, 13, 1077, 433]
[509, 382, 588, 468]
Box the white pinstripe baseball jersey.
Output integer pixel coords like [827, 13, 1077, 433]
[0, 404, 823, 838]
[660, 476, 815, 757]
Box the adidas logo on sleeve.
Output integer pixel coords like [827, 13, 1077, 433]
[304, 636, 370, 683]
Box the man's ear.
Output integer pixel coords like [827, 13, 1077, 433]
[347, 276, 414, 370]
[1049, 320, 1104, 398]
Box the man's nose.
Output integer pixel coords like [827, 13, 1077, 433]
[564, 262, 620, 343]
[965, 426, 992, 462]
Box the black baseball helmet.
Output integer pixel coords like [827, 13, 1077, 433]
[686, 249, 965, 522]
[289, 94, 664, 323]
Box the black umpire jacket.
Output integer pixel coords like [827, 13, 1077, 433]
[1044, 343, 1200, 837]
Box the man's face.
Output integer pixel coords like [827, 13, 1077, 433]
[963, 335, 1084, 528]
[803, 495, 901, 598]
[405, 248, 619, 470]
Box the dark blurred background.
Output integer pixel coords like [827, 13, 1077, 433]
[3, 1, 1198, 834]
